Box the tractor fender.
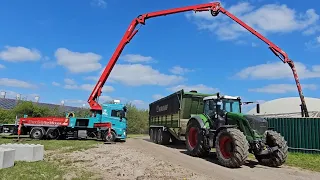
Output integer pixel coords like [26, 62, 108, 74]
[187, 115, 206, 129]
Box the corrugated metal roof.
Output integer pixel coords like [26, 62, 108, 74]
[0, 98, 82, 112]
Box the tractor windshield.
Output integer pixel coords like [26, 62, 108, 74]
[204, 98, 241, 116]
[220, 99, 241, 113]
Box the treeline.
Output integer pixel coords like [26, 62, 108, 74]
[0, 101, 149, 134]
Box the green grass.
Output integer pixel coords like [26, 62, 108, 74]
[246, 151, 320, 172]
[0, 136, 106, 179]
[285, 153, 320, 172]
[0, 134, 146, 179]
[127, 134, 148, 138]
[0, 137, 100, 153]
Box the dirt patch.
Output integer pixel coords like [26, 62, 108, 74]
[64, 143, 210, 180]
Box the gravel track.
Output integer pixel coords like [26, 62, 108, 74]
[64, 136, 320, 180]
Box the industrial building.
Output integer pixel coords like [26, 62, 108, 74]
[247, 97, 320, 118]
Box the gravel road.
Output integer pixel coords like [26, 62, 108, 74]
[65, 136, 320, 180]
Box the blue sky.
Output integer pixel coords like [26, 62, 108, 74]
[0, 0, 319, 111]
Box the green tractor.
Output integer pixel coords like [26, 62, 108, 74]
[185, 93, 288, 168]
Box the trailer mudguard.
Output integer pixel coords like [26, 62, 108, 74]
[188, 114, 210, 129]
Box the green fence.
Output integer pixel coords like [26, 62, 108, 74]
[266, 117, 320, 154]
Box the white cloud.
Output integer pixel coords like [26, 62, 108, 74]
[91, 0, 107, 8]
[55, 48, 102, 73]
[170, 66, 194, 75]
[121, 54, 154, 63]
[167, 84, 219, 94]
[64, 78, 76, 85]
[0, 64, 5, 69]
[303, 25, 320, 35]
[0, 46, 41, 62]
[236, 61, 320, 80]
[129, 99, 148, 109]
[52, 82, 60, 86]
[317, 36, 320, 43]
[0, 78, 37, 89]
[305, 36, 320, 49]
[64, 99, 87, 107]
[41, 62, 56, 69]
[63, 79, 114, 93]
[248, 84, 317, 94]
[186, 2, 319, 41]
[152, 94, 164, 100]
[108, 64, 185, 86]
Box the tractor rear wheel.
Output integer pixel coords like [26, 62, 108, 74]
[185, 119, 210, 157]
[215, 128, 249, 168]
[255, 130, 288, 167]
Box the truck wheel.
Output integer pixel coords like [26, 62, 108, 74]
[215, 128, 249, 168]
[104, 131, 116, 142]
[255, 130, 288, 167]
[185, 119, 210, 157]
[30, 127, 45, 140]
[157, 128, 170, 145]
[46, 128, 60, 140]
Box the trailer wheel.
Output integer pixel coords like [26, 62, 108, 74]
[255, 130, 288, 167]
[153, 128, 159, 144]
[157, 128, 170, 145]
[215, 128, 249, 168]
[149, 128, 154, 142]
[185, 119, 210, 157]
[30, 127, 45, 140]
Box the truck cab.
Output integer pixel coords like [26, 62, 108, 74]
[101, 101, 127, 141]
[67, 100, 127, 141]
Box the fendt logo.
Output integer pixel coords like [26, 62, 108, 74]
[156, 104, 168, 112]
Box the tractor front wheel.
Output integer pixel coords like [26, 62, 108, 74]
[255, 130, 288, 167]
[215, 128, 249, 168]
[185, 119, 210, 157]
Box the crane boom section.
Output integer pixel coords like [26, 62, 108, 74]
[88, 2, 309, 117]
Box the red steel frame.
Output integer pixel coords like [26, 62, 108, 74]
[87, 2, 309, 117]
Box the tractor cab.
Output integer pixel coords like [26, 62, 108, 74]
[203, 93, 241, 116]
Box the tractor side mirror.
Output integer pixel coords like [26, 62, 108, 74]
[256, 104, 260, 114]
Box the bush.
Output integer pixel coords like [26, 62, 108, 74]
[0, 101, 149, 134]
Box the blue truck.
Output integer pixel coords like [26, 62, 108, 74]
[18, 100, 128, 142]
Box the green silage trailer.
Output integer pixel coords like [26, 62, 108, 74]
[148, 89, 216, 144]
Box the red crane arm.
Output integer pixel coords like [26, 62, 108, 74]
[87, 2, 221, 111]
[217, 7, 309, 117]
[88, 2, 309, 117]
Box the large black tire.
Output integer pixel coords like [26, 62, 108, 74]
[103, 131, 116, 142]
[255, 130, 288, 167]
[30, 127, 45, 140]
[46, 128, 60, 140]
[215, 128, 249, 168]
[153, 128, 159, 144]
[185, 119, 210, 157]
[149, 128, 154, 142]
[157, 128, 170, 145]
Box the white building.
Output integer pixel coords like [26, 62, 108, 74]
[247, 97, 320, 118]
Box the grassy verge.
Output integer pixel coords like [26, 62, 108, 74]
[127, 134, 148, 138]
[247, 151, 320, 172]
[0, 137, 100, 153]
[0, 136, 102, 179]
[285, 153, 320, 172]
[0, 134, 147, 179]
